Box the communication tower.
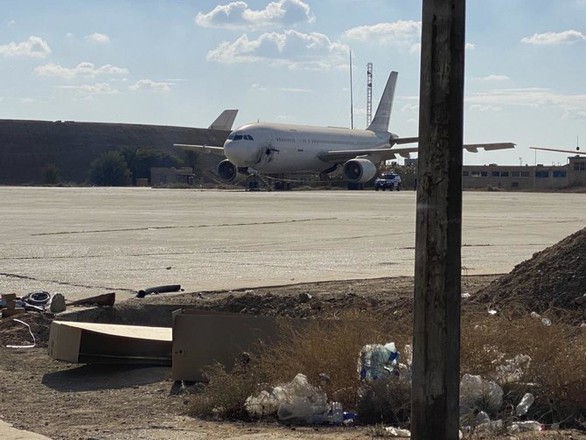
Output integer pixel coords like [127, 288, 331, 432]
[366, 62, 373, 127]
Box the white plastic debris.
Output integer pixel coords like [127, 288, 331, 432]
[384, 426, 411, 437]
[515, 392, 535, 416]
[6, 319, 36, 349]
[358, 342, 399, 381]
[495, 354, 532, 383]
[460, 374, 503, 416]
[246, 373, 329, 424]
[509, 421, 543, 432]
[245, 390, 279, 417]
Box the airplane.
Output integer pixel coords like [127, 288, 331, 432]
[175, 71, 515, 186]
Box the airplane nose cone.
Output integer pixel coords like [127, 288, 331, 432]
[224, 140, 257, 166]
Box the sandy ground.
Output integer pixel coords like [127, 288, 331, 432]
[1, 275, 585, 440]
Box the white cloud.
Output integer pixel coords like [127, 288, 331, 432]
[85, 32, 110, 44]
[195, 0, 314, 30]
[466, 43, 475, 51]
[469, 104, 503, 112]
[0, 36, 51, 58]
[58, 83, 119, 96]
[129, 79, 172, 92]
[207, 30, 348, 70]
[467, 88, 586, 119]
[343, 21, 421, 50]
[521, 30, 586, 45]
[34, 62, 129, 79]
[8, 20, 16, 27]
[478, 74, 510, 82]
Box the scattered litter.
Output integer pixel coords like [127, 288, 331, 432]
[298, 292, 312, 302]
[460, 374, 503, 418]
[509, 421, 543, 432]
[495, 354, 532, 383]
[487, 309, 498, 315]
[515, 392, 535, 416]
[50, 293, 66, 313]
[137, 284, 181, 298]
[245, 373, 330, 424]
[6, 319, 36, 348]
[384, 426, 411, 437]
[22, 291, 51, 306]
[358, 342, 399, 381]
[274, 374, 328, 424]
[461, 292, 471, 299]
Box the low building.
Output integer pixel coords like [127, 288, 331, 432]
[462, 156, 585, 190]
[401, 156, 585, 190]
[150, 167, 195, 186]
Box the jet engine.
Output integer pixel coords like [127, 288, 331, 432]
[343, 158, 377, 183]
[217, 159, 240, 182]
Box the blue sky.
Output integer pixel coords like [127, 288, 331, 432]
[1, 0, 585, 166]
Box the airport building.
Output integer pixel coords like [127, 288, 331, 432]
[463, 156, 585, 190]
[405, 156, 586, 190]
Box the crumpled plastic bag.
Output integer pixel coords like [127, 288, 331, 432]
[358, 342, 400, 381]
[459, 373, 503, 420]
[245, 373, 328, 424]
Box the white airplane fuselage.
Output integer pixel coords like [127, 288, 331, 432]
[223, 122, 391, 174]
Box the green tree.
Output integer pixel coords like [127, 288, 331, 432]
[132, 148, 181, 181]
[89, 151, 131, 186]
[44, 164, 61, 185]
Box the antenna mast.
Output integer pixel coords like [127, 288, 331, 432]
[366, 62, 373, 127]
[350, 50, 354, 129]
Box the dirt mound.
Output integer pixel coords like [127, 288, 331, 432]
[477, 228, 586, 315]
[0, 313, 52, 347]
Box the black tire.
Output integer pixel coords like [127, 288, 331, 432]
[24, 291, 51, 305]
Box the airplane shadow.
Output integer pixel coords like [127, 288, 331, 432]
[42, 364, 171, 392]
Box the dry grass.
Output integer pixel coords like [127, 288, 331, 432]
[189, 309, 585, 429]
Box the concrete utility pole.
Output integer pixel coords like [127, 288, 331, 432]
[411, 0, 465, 439]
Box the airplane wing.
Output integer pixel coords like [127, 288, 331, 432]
[530, 146, 585, 156]
[173, 143, 225, 155]
[318, 142, 515, 163]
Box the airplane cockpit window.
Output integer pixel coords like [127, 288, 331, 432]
[234, 135, 243, 140]
[243, 135, 254, 140]
[228, 133, 235, 140]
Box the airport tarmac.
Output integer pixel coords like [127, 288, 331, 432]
[0, 186, 584, 303]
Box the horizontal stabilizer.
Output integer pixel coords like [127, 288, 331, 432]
[173, 143, 225, 155]
[530, 146, 585, 156]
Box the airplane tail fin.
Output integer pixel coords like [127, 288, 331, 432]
[367, 71, 398, 133]
[208, 109, 238, 131]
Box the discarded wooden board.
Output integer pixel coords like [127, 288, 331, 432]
[172, 309, 290, 382]
[67, 292, 115, 307]
[48, 321, 172, 365]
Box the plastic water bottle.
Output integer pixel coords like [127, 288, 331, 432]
[514, 421, 543, 431]
[475, 411, 491, 426]
[515, 392, 535, 416]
